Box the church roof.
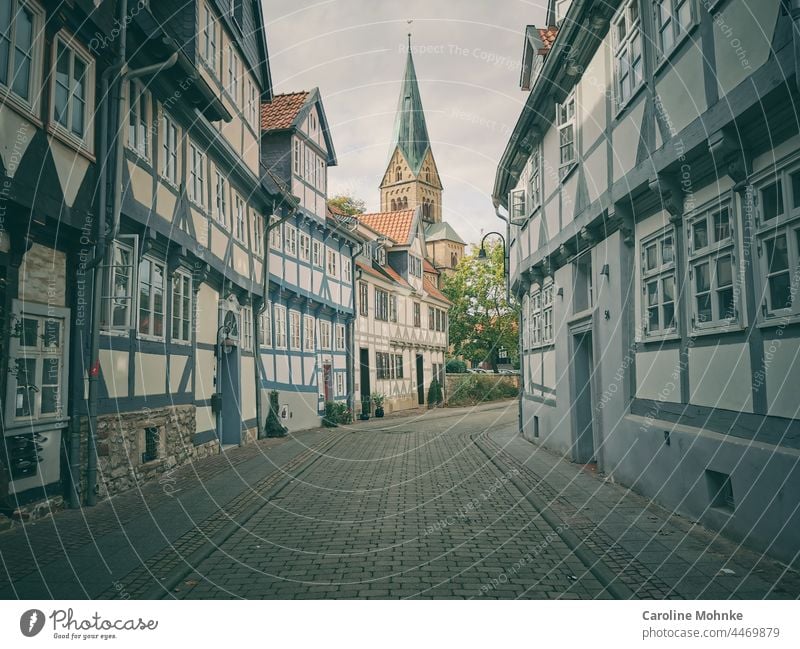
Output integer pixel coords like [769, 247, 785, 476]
[424, 221, 465, 245]
[390, 41, 432, 175]
[358, 209, 416, 245]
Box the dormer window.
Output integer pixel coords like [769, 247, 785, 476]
[374, 246, 386, 266]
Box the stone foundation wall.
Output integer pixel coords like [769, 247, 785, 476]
[94, 405, 199, 498]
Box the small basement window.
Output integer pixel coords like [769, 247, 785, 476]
[705, 469, 735, 513]
[142, 426, 160, 464]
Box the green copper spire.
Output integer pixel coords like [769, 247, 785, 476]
[390, 35, 431, 175]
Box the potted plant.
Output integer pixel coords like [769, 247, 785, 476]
[359, 395, 371, 421]
[372, 393, 386, 418]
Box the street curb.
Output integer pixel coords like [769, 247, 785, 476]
[473, 433, 635, 600]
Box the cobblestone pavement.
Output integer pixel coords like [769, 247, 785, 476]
[2, 402, 799, 599]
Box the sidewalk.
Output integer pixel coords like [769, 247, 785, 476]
[487, 427, 800, 599]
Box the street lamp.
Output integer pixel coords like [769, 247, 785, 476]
[477, 231, 507, 276]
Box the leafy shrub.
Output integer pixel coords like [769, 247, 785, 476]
[323, 401, 352, 427]
[446, 358, 467, 374]
[446, 375, 519, 407]
[263, 390, 288, 438]
[427, 378, 443, 407]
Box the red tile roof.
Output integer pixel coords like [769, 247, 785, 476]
[538, 26, 558, 55]
[423, 258, 438, 275]
[383, 263, 412, 289]
[424, 278, 452, 306]
[358, 209, 415, 244]
[356, 260, 412, 289]
[261, 91, 309, 131]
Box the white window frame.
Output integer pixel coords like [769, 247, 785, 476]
[299, 232, 311, 261]
[303, 315, 315, 351]
[510, 189, 526, 223]
[227, 45, 240, 102]
[312, 240, 322, 267]
[0, 0, 45, 112]
[50, 31, 94, 150]
[6, 301, 70, 424]
[327, 248, 338, 278]
[171, 270, 193, 344]
[527, 145, 541, 213]
[289, 310, 301, 350]
[640, 227, 678, 338]
[189, 142, 206, 207]
[754, 163, 800, 321]
[293, 138, 301, 175]
[201, 3, 217, 72]
[234, 193, 246, 243]
[252, 212, 264, 256]
[246, 78, 258, 130]
[344, 259, 352, 282]
[240, 305, 253, 351]
[260, 305, 272, 348]
[335, 324, 345, 351]
[161, 111, 178, 185]
[269, 217, 282, 249]
[529, 282, 554, 347]
[137, 256, 166, 340]
[613, 0, 644, 110]
[101, 236, 138, 332]
[319, 320, 332, 350]
[359, 282, 369, 317]
[375, 288, 389, 322]
[214, 171, 229, 228]
[127, 79, 150, 159]
[686, 199, 740, 331]
[285, 225, 297, 256]
[556, 89, 576, 176]
[653, 0, 694, 59]
[273, 304, 287, 349]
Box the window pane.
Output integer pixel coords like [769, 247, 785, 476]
[54, 43, 70, 127]
[647, 280, 658, 307]
[19, 317, 38, 347]
[662, 302, 675, 329]
[791, 171, 800, 209]
[695, 262, 710, 292]
[11, 7, 32, 98]
[692, 219, 708, 250]
[716, 255, 733, 288]
[769, 273, 791, 310]
[696, 293, 712, 323]
[713, 208, 730, 242]
[40, 358, 59, 414]
[662, 275, 674, 301]
[718, 287, 734, 320]
[761, 180, 784, 221]
[71, 56, 86, 136]
[43, 319, 60, 348]
[661, 236, 673, 264]
[765, 235, 789, 273]
[15, 357, 36, 417]
[0, 35, 10, 87]
[645, 244, 657, 271]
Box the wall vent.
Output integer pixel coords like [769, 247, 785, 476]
[705, 469, 735, 512]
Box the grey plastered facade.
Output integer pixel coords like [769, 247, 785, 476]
[494, 0, 800, 563]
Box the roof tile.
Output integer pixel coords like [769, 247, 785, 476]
[358, 209, 415, 244]
[261, 91, 310, 131]
[424, 278, 452, 305]
[537, 26, 558, 55]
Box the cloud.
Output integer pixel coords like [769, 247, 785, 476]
[263, 0, 547, 243]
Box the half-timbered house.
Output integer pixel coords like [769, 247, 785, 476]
[494, 0, 800, 562]
[260, 89, 357, 429]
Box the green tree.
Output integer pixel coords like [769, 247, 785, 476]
[442, 242, 518, 372]
[327, 194, 366, 216]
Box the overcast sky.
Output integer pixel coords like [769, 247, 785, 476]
[263, 0, 547, 244]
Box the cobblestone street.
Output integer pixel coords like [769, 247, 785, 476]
[1, 402, 798, 599]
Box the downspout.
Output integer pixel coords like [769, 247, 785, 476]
[347, 241, 364, 414]
[85, 2, 178, 505]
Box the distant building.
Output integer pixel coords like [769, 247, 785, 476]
[379, 39, 466, 275]
[352, 209, 450, 415]
[494, 0, 800, 563]
[260, 89, 357, 430]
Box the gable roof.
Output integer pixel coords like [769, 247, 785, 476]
[358, 209, 416, 245]
[261, 91, 310, 131]
[356, 260, 412, 290]
[261, 88, 337, 165]
[390, 41, 432, 175]
[424, 221, 465, 245]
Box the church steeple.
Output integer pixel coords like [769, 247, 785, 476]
[380, 36, 442, 223]
[391, 35, 431, 175]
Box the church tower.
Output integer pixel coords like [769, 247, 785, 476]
[380, 37, 443, 224]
